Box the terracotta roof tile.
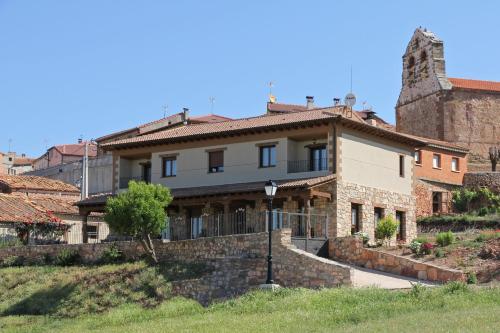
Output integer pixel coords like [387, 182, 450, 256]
[53, 143, 97, 157]
[267, 102, 308, 113]
[0, 175, 79, 193]
[0, 194, 62, 223]
[449, 77, 500, 92]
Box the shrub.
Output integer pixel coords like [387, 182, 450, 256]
[55, 249, 80, 266]
[353, 231, 369, 245]
[1, 255, 24, 267]
[436, 231, 454, 247]
[409, 240, 422, 255]
[478, 207, 489, 217]
[133, 267, 171, 303]
[421, 242, 433, 255]
[414, 236, 429, 243]
[466, 272, 477, 285]
[475, 230, 500, 242]
[0, 238, 23, 249]
[434, 248, 445, 258]
[100, 244, 124, 264]
[375, 215, 399, 245]
[444, 281, 469, 294]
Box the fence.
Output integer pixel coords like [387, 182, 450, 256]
[166, 211, 328, 241]
[287, 158, 328, 173]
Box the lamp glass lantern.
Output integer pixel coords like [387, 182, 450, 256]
[264, 180, 277, 198]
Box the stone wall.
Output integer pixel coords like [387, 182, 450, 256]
[329, 237, 465, 282]
[335, 181, 417, 243]
[415, 179, 458, 218]
[463, 172, 500, 193]
[0, 229, 352, 304]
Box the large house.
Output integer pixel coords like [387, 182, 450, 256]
[79, 106, 429, 245]
[0, 152, 34, 175]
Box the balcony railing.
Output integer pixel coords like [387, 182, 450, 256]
[287, 158, 328, 173]
[119, 176, 149, 189]
[165, 211, 328, 241]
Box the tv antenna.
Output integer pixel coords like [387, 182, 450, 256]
[209, 97, 215, 113]
[162, 104, 168, 118]
[8, 138, 12, 152]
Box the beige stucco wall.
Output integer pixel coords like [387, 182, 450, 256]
[339, 129, 414, 195]
[147, 138, 329, 189]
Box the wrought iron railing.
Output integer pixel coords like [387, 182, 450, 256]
[119, 176, 147, 189]
[165, 211, 328, 241]
[287, 158, 328, 173]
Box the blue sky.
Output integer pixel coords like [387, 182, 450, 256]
[1, 0, 499, 157]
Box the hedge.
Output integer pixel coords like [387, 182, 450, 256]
[417, 214, 500, 233]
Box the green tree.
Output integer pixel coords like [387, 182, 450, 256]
[375, 215, 399, 246]
[104, 181, 172, 264]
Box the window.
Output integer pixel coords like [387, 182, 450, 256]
[432, 154, 441, 169]
[260, 145, 276, 168]
[208, 150, 224, 173]
[432, 192, 442, 214]
[310, 146, 327, 171]
[351, 203, 361, 235]
[87, 225, 98, 240]
[415, 150, 422, 165]
[395, 211, 405, 241]
[451, 157, 460, 172]
[374, 207, 384, 228]
[162, 157, 177, 177]
[399, 155, 405, 177]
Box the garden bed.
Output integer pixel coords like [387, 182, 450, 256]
[381, 230, 499, 283]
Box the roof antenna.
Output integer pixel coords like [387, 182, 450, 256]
[350, 65, 353, 93]
[8, 138, 12, 153]
[162, 104, 168, 118]
[268, 81, 276, 103]
[209, 97, 215, 114]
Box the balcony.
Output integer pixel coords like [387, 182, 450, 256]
[287, 158, 328, 174]
[119, 176, 150, 189]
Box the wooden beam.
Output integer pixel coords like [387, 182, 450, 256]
[310, 189, 332, 200]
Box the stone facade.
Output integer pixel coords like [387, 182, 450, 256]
[396, 28, 499, 171]
[0, 229, 352, 304]
[463, 172, 500, 193]
[329, 237, 465, 282]
[334, 180, 417, 243]
[415, 179, 459, 218]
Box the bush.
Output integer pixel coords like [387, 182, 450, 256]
[55, 249, 80, 266]
[100, 244, 124, 264]
[133, 267, 171, 303]
[478, 207, 489, 217]
[421, 242, 433, 255]
[375, 215, 399, 245]
[466, 272, 477, 285]
[353, 231, 369, 245]
[444, 281, 469, 294]
[409, 240, 422, 255]
[436, 231, 454, 247]
[434, 248, 445, 258]
[475, 230, 500, 242]
[1, 255, 24, 267]
[414, 236, 429, 243]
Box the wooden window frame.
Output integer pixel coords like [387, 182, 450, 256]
[399, 155, 405, 178]
[451, 157, 460, 172]
[162, 156, 177, 178]
[432, 153, 442, 169]
[395, 211, 405, 241]
[208, 150, 224, 173]
[415, 150, 422, 165]
[259, 145, 276, 168]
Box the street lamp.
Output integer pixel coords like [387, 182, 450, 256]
[264, 180, 277, 285]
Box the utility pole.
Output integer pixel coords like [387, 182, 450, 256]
[81, 140, 89, 244]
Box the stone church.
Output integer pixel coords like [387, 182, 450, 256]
[396, 28, 500, 171]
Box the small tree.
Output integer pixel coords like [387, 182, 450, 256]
[105, 181, 172, 264]
[375, 215, 399, 246]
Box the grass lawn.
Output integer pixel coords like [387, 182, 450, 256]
[1, 264, 499, 332]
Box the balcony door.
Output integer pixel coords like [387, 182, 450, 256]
[142, 163, 151, 183]
[310, 146, 327, 171]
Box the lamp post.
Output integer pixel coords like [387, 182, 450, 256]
[264, 180, 277, 285]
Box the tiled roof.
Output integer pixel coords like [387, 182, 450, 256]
[0, 194, 63, 223]
[449, 78, 500, 92]
[0, 175, 79, 193]
[52, 143, 97, 157]
[76, 175, 337, 206]
[191, 114, 233, 123]
[267, 102, 308, 113]
[12, 157, 34, 166]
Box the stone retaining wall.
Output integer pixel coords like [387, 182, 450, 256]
[329, 237, 465, 282]
[463, 172, 500, 193]
[0, 229, 352, 304]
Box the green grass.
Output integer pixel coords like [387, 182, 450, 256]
[0, 263, 499, 332]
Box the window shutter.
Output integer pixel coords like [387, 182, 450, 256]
[209, 151, 223, 168]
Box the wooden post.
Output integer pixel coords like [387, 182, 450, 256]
[82, 212, 89, 244]
[305, 199, 311, 252]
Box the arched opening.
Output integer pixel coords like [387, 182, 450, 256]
[420, 50, 427, 62]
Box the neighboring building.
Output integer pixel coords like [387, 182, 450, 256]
[396, 28, 499, 171]
[80, 106, 428, 245]
[0, 175, 108, 244]
[0, 152, 34, 175]
[33, 141, 98, 171]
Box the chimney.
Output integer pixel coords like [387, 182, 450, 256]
[182, 108, 190, 124]
[306, 96, 314, 109]
[333, 98, 341, 106]
[78, 138, 83, 144]
[21, 153, 25, 158]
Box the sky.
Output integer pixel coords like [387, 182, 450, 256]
[1, 0, 499, 157]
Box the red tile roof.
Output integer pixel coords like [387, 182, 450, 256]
[191, 114, 233, 123]
[0, 194, 64, 223]
[449, 78, 500, 92]
[102, 108, 426, 150]
[267, 102, 308, 113]
[0, 175, 79, 193]
[53, 143, 97, 157]
[12, 157, 34, 166]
